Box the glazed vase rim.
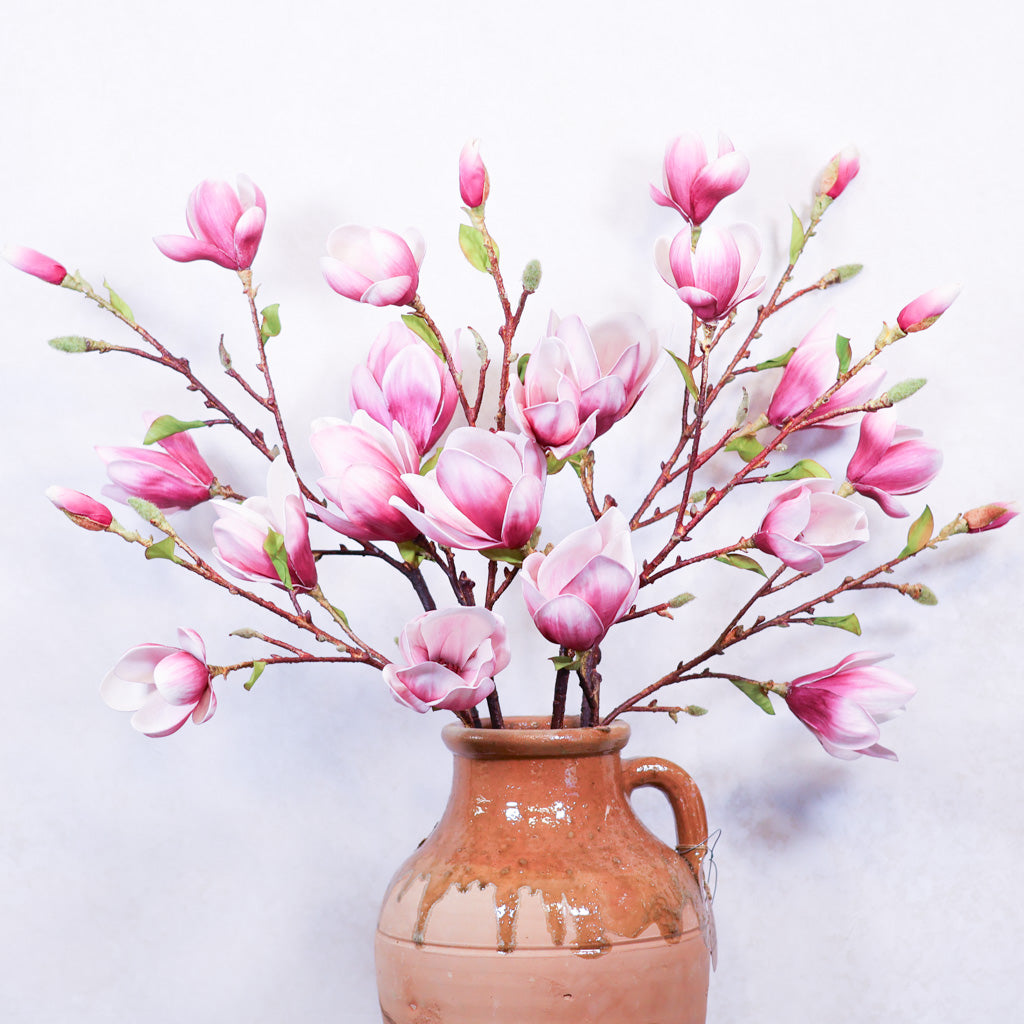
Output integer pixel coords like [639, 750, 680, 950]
[442, 715, 631, 758]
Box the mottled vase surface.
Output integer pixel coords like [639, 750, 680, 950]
[375, 717, 715, 1024]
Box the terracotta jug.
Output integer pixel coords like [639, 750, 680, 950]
[375, 717, 715, 1023]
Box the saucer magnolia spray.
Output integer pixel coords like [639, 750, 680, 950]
[9, 130, 1013, 1023]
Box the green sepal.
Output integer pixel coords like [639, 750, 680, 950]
[263, 529, 293, 590]
[481, 545, 527, 566]
[753, 347, 796, 371]
[458, 224, 496, 273]
[912, 584, 938, 606]
[835, 334, 852, 377]
[765, 459, 830, 482]
[716, 552, 767, 576]
[396, 540, 429, 567]
[260, 304, 281, 342]
[667, 350, 700, 401]
[550, 653, 585, 672]
[401, 314, 444, 359]
[143, 414, 208, 445]
[810, 613, 862, 635]
[546, 452, 570, 475]
[730, 678, 775, 715]
[244, 661, 266, 691]
[724, 436, 765, 463]
[516, 352, 530, 383]
[419, 448, 441, 475]
[789, 208, 805, 264]
[145, 536, 181, 563]
[47, 335, 110, 354]
[104, 279, 135, 323]
[899, 505, 934, 559]
[330, 605, 350, 629]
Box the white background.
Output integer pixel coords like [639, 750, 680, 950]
[2, 1, 1021, 1021]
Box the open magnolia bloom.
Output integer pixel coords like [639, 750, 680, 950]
[649, 131, 750, 225]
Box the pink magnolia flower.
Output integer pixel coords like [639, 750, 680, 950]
[964, 502, 1018, 533]
[521, 508, 639, 651]
[350, 322, 458, 455]
[655, 224, 765, 322]
[393, 427, 546, 551]
[212, 456, 317, 591]
[46, 486, 113, 531]
[785, 652, 915, 761]
[310, 411, 422, 543]
[846, 410, 942, 517]
[754, 479, 869, 573]
[2, 244, 68, 284]
[459, 139, 489, 208]
[383, 607, 510, 713]
[818, 146, 860, 199]
[100, 627, 216, 738]
[649, 131, 749, 225]
[767, 311, 885, 429]
[321, 225, 425, 307]
[154, 176, 266, 271]
[96, 423, 215, 512]
[897, 284, 961, 334]
[508, 313, 660, 458]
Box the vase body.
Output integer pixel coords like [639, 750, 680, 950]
[375, 717, 715, 1024]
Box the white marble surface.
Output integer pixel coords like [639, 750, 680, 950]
[1, 1, 1021, 1021]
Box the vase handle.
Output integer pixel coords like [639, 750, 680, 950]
[621, 757, 709, 881]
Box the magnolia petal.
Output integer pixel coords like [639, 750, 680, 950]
[130, 692, 194, 738]
[232, 205, 266, 269]
[532, 594, 606, 650]
[152, 651, 209, 706]
[153, 234, 236, 269]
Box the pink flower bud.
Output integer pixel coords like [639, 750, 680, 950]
[310, 411, 422, 543]
[754, 479, 869, 573]
[154, 175, 266, 271]
[508, 313, 660, 458]
[817, 146, 860, 200]
[392, 427, 546, 551]
[383, 607, 510, 713]
[655, 224, 765, 322]
[211, 457, 317, 591]
[96, 420, 215, 512]
[767, 310, 885, 429]
[350, 322, 458, 455]
[964, 502, 1018, 533]
[784, 652, 915, 761]
[321, 225, 425, 307]
[100, 627, 216, 738]
[459, 139, 489, 208]
[846, 410, 942, 517]
[896, 283, 960, 334]
[521, 509, 639, 651]
[3, 244, 68, 285]
[650, 131, 749, 225]
[46, 486, 113, 531]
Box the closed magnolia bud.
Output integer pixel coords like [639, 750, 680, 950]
[964, 502, 1017, 533]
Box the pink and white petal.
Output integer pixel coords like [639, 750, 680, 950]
[654, 236, 679, 288]
[362, 276, 415, 307]
[499, 474, 544, 548]
[320, 256, 372, 301]
[789, 688, 880, 749]
[188, 180, 242, 252]
[153, 234, 236, 269]
[100, 672, 153, 712]
[236, 174, 266, 214]
[532, 594, 606, 650]
[649, 183, 681, 212]
[856, 742, 898, 761]
[282, 494, 318, 588]
[436, 449, 513, 539]
[131, 692, 194, 738]
[349, 365, 392, 426]
[393, 661, 467, 705]
[157, 431, 214, 485]
[108, 644, 178, 683]
[761, 534, 825, 573]
[689, 151, 750, 224]
[674, 286, 720, 320]
[390, 494, 489, 549]
[535, 528, 604, 595]
[232, 205, 266, 269]
[383, 665, 431, 713]
[176, 628, 207, 663]
[563, 556, 638, 626]
[579, 377, 627, 435]
[855, 484, 910, 518]
[864, 441, 942, 494]
[848, 410, 898, 482]
[399, 472, 490, 542]
[191, 686, 217, 724]
[153, 651, 210, 705]
[433, 675, 495, 712]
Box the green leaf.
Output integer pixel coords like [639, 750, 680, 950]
[458, 224, 496, 273]
[418, 447, 441, 475]
[550, 653, 585, 672]
[810, 613, 862, 635]
[753, 347, 796, 371]
[516, 352, 530, 383]
[667, 350, 700, 401]
[899, 505, 934, 559]
[765, 459, 830, 482]
[724, 436, 765, 463]
[482, 545, 527, 565]
[244, 661, 266, 691]
[546, 452, 570, 475]
[145, 536, 181, 563]
[789, 208, 805, 264]
[143, 414, 208, 445]
[835, 334, 852, 377]
[104, 280, 134, 323]
[730, 678, 775, 715]
[263, 529, 293, 590]
[716, 553, 767, 576]
[260, 303, 281, 342]
[330, 605, 350, 629]
[401, 314, 444, 359]
[47, 335, 110, 354]
[396, 540, 428, 567]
